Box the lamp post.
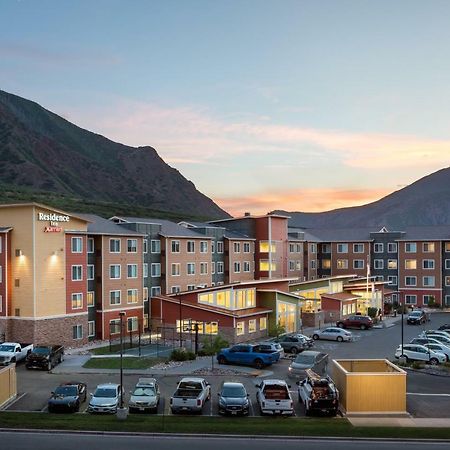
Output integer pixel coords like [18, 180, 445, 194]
[399, 293, 406, 364]
[117, 311, 127, 420]
[178, 293, 183, 348]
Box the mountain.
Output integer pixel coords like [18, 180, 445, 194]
[0, 90, 229, 220]
[275, 167, 450, 229]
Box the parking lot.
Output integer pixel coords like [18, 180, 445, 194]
[5, 312, 450, 418]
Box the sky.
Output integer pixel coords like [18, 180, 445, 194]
[1, 0, 449, 216]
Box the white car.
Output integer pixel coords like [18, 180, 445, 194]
[394, 344, 446, 365]
[419, 330, 450, 340]
[424, 343, 450, 362]
[88, 383, 122, 414]
[424, 334, 450, 346]
[312, 327, 353, 342]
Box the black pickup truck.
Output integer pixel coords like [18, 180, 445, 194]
[25, 345, 64, 370]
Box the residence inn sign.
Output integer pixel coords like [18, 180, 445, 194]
[38, 212, 70, 232]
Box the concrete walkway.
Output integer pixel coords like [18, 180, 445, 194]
[349, 417, 450, 428]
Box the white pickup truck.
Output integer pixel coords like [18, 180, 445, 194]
[0, 342, 34, 366]
[169, 377, 211, 414]
[255, 379, 294, 416]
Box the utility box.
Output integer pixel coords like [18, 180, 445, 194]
[331, 359, 406, 415]
[0, 364, 17, 409]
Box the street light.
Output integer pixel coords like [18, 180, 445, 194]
[117, 311, 127, 420]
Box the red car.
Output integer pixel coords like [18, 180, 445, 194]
[336, 315, 373, 330]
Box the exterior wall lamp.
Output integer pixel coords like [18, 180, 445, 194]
[15, 249, 23, 257]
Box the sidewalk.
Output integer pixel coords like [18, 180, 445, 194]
[349, 417, 450, 428]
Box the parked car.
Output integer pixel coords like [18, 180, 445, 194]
[423, 334, 450, 346]
[48, 382, 87, 413]
[218, 382, 249, 416]
[407, 310, 427, 325]
[255, 342, 285, 359]
[26, 345, 64, 371]
[297, 371, 339, 416]
[423, 343, 450, 361]
[438, 324, 450, 331]
[419, 330, 450, 340]
[312, 327, 353, 342]
[128, 378, 160, 413]
[88, 383, 122, 414]
[255, 379, 294, 416]
[170, 377, 211, 414]
[288, 351, 328, 379]
[410, 337, 442, 346]
[394, 344, 446, 365]
[276, 334, 312, 354]
[336, 315, 373, 330]
[217, 344, 279, 369]
[0, 342, 33, 366]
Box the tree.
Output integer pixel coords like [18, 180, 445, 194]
[269, 322, 286, 338]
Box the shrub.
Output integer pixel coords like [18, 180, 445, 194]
[170, 348, 196, 361]
[367, 307, 378, 319]
[411, 361, 425, 370]
[269, 322, 286, 338]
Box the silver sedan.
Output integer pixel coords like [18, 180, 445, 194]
[312, 327, 353, 342]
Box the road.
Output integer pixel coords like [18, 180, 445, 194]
[1, 431, 449, 450]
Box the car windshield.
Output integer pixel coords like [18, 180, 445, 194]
[94, 388, 117, 398]
[33, 347, 50, 355]
[221, 386, 246, 397]
[410, 312, 422, 317]
[294, 354, 316, 364]
[55, 386, 78, 396]
[0, 345, 15, 352]
[132, 387, 155, 396]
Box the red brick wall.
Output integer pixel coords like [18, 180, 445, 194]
[0, 232, 9, 317]
[65, 234, 88, 315]
[102, 307, 144, 340]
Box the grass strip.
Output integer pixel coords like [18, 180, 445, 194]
[82, 357, 167, 370]
[1, 413, 450, 439]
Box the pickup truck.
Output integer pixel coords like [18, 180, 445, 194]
[217, 344, 279, 369]
[0, 342, 34, 366]
[170, 377, 211, 414]
[25, 345, 65, 370]
[297, 370, 339, 416]
[255, 379, 294, 415]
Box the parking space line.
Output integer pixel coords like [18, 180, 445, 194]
[249, 398, 255, 416]
[407, 393, 450, 397]
[209, 397, 213, 416]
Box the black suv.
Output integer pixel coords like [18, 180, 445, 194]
[407, 310, 427, 325]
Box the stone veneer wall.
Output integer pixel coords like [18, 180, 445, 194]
[5, 315, 89, 348]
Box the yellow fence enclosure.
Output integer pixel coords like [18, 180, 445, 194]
[0, 364, 17, 409]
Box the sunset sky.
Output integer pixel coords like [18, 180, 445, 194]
[1, 0, 449, 216]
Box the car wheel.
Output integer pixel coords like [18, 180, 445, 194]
[337, 323, 344, 328]
[360, 325, 367, 330]
[312, 334, 319, 340]
[336, 336, 343, 342]
[290, 347, 298, 355]
[217, 356, 227, 365]
[74, 402, 80, 413]
[429, 358, 439, 365]
[254, 359, 264, 370]
[47, 361, 53, 371]
[11, 357, 16, 364]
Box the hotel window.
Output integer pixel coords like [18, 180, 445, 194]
[322, 259, 331, 269]
[217, 262, 224, 274]
[0, 236, 2, 253]
[71, 237, 83, 253]
[246, 289, 256, 307]
[200, 241, 208, 253]
[289, 243, 295, 253]
[187, 284, 195, 291]
[110, 290, 121, 305]
[171, 263, 180, 276]
[110, 239, 121, 253]
[234, 262, 241, 273]
[235, 290, 245, 308]
[259, 260, 276, 271]
[87, 264, 95, 280]
[127, 264, 138, 278]
[211, 262, 216, 274]
[374, 243, 384, 253]
[296, 244, 302, 252]
[171, 286, 181, 294]
[88, 321, 95, 338]
[127, 239, 137, 253]
[405, 276, 417, 287]
[423, 242, 435, 253]
[200, 262, 208, 275]
[310, 243, 316, 254]
[243, 242, 251, 253]
[199, 292, 214, 304]
[110, 264, 121, 279]
[110, 319, 120, 335]
[423, 295, 433, 305]
[151, 286, 161, 296]
[423, 276, 435, 287]
[259, 241, 276, 253]
[445, 243, 450, 252]
[322, 243, 331, 253]
[388, 259, 397, 269]
[87, 238, 94, 253]
[171, 240, 180, 253]
[187, 263, 195, 275]
[296, 260, 302, 270]
[353, 243, 364, 253]
[259, 317, 267, 330]
[143, 314, 149, 330]
[151, 240, 161, 254]
[446, 276, 450, 286]
[127, 289, 138, 304]
[405, 259, 417, 270]
[234, 242, 241, 253]
[72, 265, 82, 281]
[236, 321, 245, 336]
[187, 241, 195, 253]
[445, 259, 450, 270]
[387, 276, 398, 286]
[405, 242, 416, 253]
[143, 287, 148, 301]
[127, 317, 138, 332]
[87, 291, 95, 307]
[337, 259, 348, 269]
[311, 260, 316, 269]
[143, 263, 148, 278]
[374, 259, 384, 270]
[72, 325, 83, 340]
[388, 242, 398, 253]
[205, 322, 218, 335]
[405, 295, 417, 305]
[423, 259, 435, 269]
[143, 239, 148, 254]
[248, 319, 257, 333]
[217, 241, 224, 253]
[337, 243, 348, 253]
[289, 260, 295, 271]
[353, 260, 364, 269]
[216, 291, 231, 308]
[71, 293, 83, 309]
